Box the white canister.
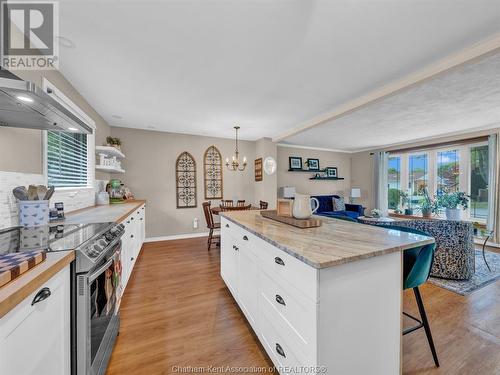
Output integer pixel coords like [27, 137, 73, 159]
[18, 200, 50, 227]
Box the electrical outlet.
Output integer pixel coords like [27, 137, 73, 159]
[193, 218, 199, 229]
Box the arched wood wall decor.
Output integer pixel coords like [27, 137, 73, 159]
[176, 151, 197, 208]
[203, 146, 223, 199]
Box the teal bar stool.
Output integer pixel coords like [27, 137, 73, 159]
[386, 225, 440, 367]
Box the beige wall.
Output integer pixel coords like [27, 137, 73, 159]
[277, 146, 351, 197]
[110, 127, 257, 238]
[254, 138, 278, 209]
[0, 69, 111, 179]
[350, 151, 375, 211]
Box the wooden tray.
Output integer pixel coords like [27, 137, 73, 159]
[260, 210, 322, 228]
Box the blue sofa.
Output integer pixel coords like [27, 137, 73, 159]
[312, 195, 365, 220]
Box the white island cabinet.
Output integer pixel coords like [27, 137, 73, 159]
[0, 266, 71, 375]
[220, 212, 434, 375]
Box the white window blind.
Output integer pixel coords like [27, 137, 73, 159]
[47, 131, 88, 187]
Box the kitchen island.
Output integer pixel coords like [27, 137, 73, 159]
[220, 210, 434, 375]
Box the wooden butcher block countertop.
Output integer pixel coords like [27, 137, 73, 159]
[0, 200, 146, 318]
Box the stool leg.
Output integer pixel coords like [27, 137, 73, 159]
[414, 287, 439, 367]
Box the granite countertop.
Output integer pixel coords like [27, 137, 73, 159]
[62, 200, 146, 224]
[221, 210, 434, 269]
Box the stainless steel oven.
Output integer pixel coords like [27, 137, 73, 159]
[76, 241, 122, 375]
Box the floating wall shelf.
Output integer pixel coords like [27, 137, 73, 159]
[309, 176, 345, 181]
[288, 169, 325, 173]
[96, 165, 125, 174]
[95, 145, 126, 159]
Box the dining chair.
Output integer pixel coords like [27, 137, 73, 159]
[237, 200, 246, 207]
[387, 225, 439, 367]
[221, 200, 233, 207]
[259, 200, 269, 209]
[202, 202, 220, 251]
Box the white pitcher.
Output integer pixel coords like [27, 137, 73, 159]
[293, 193, 320, 219]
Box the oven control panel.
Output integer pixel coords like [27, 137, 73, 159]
[83, 223, 125, 259]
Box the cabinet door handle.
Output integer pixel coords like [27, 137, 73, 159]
[142, 207, 145, 210]
[131, 217, 134, 220]
[274, 257, 285, 266]
[131, 234, 134, 238]
[126, 221, 130, 224]
[31, 287, 51, 306]
[140, 218, 143, 221]
[275, 343, 286, 358]
[137, 211, 140, 214]
[131, 257, 134, 261]
[242, 235, 248, 241]
[233, 245, 239, 251]
[225, 224, 229, 228]
[275, 294, 286, 306]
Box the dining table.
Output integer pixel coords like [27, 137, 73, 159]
[211, 206, 259, 215]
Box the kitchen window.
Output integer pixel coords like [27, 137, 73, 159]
[47, 131, 89, 187]
[43, 78, 95, 188]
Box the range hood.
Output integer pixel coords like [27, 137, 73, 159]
[0, 70, 93, 134]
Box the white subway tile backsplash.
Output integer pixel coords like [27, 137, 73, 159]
[0, 171, 98, 229]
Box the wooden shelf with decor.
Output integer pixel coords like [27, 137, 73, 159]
[95, 145, 125, 159]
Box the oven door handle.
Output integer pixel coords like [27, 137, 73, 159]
[89, 256, 115, 283]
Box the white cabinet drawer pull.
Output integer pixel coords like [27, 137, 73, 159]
[31, 287, 51, 306]
[140, 218, 143, 221]
[232, 245, 239, 251]
[275, 294, 286, 306]
[275, 343, 286, 358]
[242, 235, 248, 241]
[274, 257, 285, 266]
[225, 224, 230, 228]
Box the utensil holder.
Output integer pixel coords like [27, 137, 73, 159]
[18, 200, 49, 227]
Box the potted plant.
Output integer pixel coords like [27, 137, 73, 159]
[434, 191, 469, 220]
[420, 187, 434, 218]
[106, 136, 122, 150]
[400, 191, 413, 215]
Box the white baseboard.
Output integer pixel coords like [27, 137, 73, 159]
[145, 232, 209, 243]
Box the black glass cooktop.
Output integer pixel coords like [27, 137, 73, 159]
[0, 222, 112, 255]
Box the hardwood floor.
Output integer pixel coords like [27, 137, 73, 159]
[107, 237, 500, 375]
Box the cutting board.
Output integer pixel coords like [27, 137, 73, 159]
[0, 250, 47, 288]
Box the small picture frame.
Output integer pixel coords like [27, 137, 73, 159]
[254, 158, 263, 182]
[289, 156, 303, 170]
[325, 167, 338, 178]
[306, 158, 320, 171]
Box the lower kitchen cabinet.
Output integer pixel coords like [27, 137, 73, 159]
[0, 266, 71, 375]
[221, 217, 402, 375]
[121, 203, 146, 290]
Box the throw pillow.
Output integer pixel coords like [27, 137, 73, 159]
[332, 197, 346, 211]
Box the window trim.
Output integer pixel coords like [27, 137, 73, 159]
[42, 78, 96, 190]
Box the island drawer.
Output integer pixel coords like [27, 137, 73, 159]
[252, 236, 318, 302]
[259, 271, 317, 358]
[259, 309, 310, 373]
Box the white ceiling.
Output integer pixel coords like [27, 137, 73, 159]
[281, 51, 500, 152]
[57, 0, 500, 143]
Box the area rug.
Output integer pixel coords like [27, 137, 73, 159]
[428, 250, 500, 296]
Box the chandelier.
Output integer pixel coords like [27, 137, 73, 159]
[226, 126, 247, 171]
